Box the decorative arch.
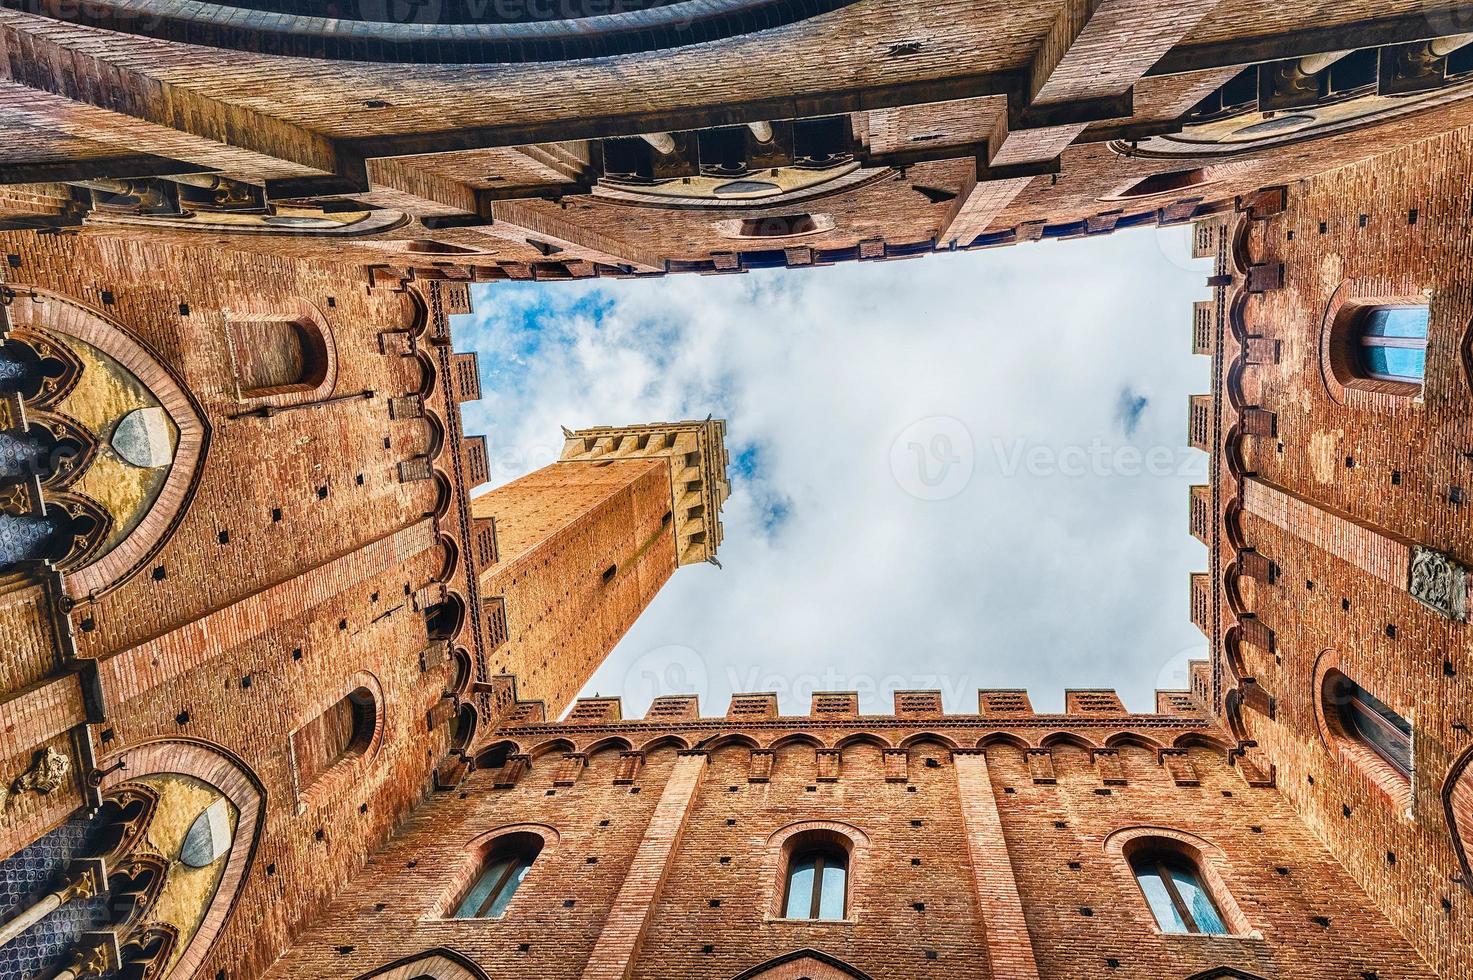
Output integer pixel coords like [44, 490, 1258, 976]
[422, 409, 447, 462]
[897, 731, 960, 751]
[702, 732, 762, 753]
[3, 289, 209, 599]
[527, 737, 577, 761]
[731, 949, 876, 980]
[1104, 732, 1165, 752]
[976, 731, 1032, 752]
[473, 740, 521, 771]
[1443, 745, 1473, 883]
[1173, 732, 1234, 754]
[582, 736, 636, 757]
[833, 732, 894, 752]
[1040, 731, 1101, 751]
[449, 702, 479, 755]
[354, 948, 489, 980]
[636, 734, 692, 755]
[434, 532, 460, 584]
[766, 732, 824, 751]
[94, 738, 265, 980]
[1185, 968, 1270, 980]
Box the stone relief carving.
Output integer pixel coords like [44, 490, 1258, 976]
[8, 745, 71, 802]
[1409, 545, 1470, 622]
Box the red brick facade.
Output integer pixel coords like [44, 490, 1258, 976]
[2, 3, 1472, 979]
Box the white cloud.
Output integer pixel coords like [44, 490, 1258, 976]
[458, 226, 1213, 719]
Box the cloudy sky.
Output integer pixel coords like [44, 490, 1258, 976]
[457, 227, 1213, 719]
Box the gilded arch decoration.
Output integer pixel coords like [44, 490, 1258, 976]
[0, 288, 208, 598]
[93, 738, 266, 980]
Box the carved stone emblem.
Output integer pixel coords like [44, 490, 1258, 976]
[1409, 546, 1470, 622]
[11, 745, 71, 797]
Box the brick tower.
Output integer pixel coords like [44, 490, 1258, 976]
[471, 419, 729, 716]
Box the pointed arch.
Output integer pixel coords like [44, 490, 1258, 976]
[977, 731, 1032, 752]
[1186, 969, 1269, 980]
[834, 731, 894, 752]
[702, 732, 761, 752]
[1174, 732, 1234, 754]
[635, 734, 691, 755]
[1040, 731, 1101, 751]
[93, 738, 264, 980]
[355, 948, 489, 980]
[527, 738, 576, 761]
[1444, 745, 1473, 882]
[4, 288, 210, 599]
[1105, 731, 1165, 752]
[473, 740, 521, 770]
[582, 736, 635, 757]
[767, 732, 825, 751]
[731, 949, 875, 980]
[897, 731, 960, 751]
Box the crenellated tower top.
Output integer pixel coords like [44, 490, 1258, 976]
[559, 418, 730, 566]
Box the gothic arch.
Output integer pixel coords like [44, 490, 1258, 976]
[1444, 745, 1473, 882]
[354, 948, 489, 980]
[4, 288, 209, 599]
[93, 738, 265, 980]
[731, 949, 875, 980]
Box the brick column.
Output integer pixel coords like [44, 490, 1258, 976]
[954, 750, 1040, 980]
[579, 750, 707, 980]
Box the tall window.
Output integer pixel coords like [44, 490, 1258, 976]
[783, 844, 848, 920]
[453, 835, 542, 919]
[1356, 305, 1428, 384]
[1325, 672, 1413, 778]
[1129, 849, 1228, 935]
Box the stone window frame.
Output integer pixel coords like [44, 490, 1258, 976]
[428, 823, 559, 921]
[1103, 826, 1257, 939]
[1311, 652, 1415, 815]
[222, 298, 337, 408]
[286, 670, 385, 812]
[1318, 279, 1433, 409]
[763, 820, 869, 925]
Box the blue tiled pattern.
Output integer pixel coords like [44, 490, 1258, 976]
[0, 809, 111, 980]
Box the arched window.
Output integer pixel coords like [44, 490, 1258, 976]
[1129, 848, 1228, 935]
[229, 316, 330, 397]
[453, 834, 542, 919]
[1323, 671, 1413, 779]
[1354, 305, 1428, 384]
[292, 686, 378, 792]
[782, 842, 848, 920]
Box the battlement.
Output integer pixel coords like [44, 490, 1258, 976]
[559, 418, 730, 566]
[504, 668, 1213, 733]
